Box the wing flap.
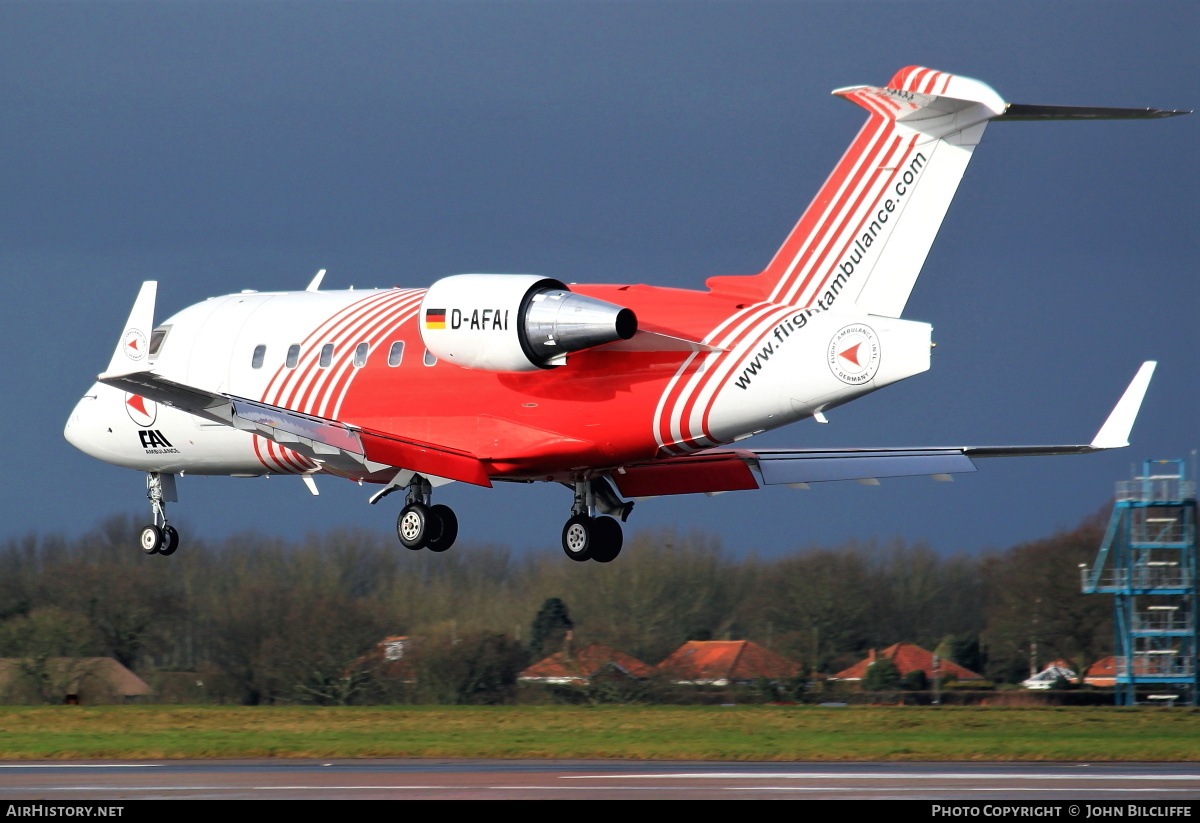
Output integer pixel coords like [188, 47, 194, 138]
[358, 429, 492, 488]
[612, 455, 757, 497]
[754, 449, 976, 484]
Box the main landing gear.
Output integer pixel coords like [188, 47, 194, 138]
[561, 478, 632, 564]
[140, 472, 180, 557]
[394, 476, 458, 553]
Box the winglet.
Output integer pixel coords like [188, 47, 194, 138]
[103, 281, 157, 376]
[306, 269, 327, 292]
[1090, 361, 1156, 449]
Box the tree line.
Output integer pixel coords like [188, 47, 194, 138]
[0, 508, 1112, 704]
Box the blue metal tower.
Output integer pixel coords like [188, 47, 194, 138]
[1081, 459, 1197, 706]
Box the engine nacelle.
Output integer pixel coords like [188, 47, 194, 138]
[419, 274, 637, 371]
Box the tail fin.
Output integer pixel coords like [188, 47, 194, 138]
[707, 67, 1005, 316]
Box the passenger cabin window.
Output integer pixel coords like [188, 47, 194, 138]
[388, 341, 404, 367]
[319, 343, 334, 368]
[285, 344, 300, 369]
[148, 326, 172, 360]
[251, 345, 266, 369]
[353, 342, 369, 368]
[423, 349, 437, 367]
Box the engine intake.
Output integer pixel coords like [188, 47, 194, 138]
[419, 274, 637, 372]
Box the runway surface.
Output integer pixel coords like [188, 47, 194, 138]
[1, 760, 1199, 800]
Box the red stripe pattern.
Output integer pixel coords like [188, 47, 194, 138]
[654, 67, 952, 455]
[251, 289, 424, 473]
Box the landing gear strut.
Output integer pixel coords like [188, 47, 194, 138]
[140, 472, 180, 557]
[395, 476, 458, 552]
[561, 479, 626, 563]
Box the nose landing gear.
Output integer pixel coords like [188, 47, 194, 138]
[561, 479, 628, 563]
[140, 472, 180, 556]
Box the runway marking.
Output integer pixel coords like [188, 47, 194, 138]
[0, 764, 162, 769]
[6, 784, 1198, 795]
[564, 772, 1200, 781]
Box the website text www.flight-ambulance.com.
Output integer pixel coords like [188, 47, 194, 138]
[733, 150, 926, 391]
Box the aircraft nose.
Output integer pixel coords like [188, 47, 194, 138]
[64, 394, 103, 458]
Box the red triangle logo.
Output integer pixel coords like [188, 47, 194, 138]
[839, 343, 861, 366]
[127, 338, 139, 350]
[127, 395, 148, 416]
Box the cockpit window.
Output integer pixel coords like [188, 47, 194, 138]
[148, 325, 172, 360]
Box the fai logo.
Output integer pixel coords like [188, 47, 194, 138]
[827, 324, 881, 385]
[138, 430, 173, 449]
[123, 328, 148, 361]
[125, 393, 157, 427]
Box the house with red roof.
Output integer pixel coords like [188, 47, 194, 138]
[519, 642, 655, 685]
[830, 643, 983, 683]
[1083, 656, 1116, 687]
[656, 640, 800, 685]
[0, 657, 152, 704]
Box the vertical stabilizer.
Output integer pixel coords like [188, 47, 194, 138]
[707, 67, 1005, 317]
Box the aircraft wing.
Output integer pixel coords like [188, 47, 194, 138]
[611, 362, 1156, 498]
[97, 369, 492, 487]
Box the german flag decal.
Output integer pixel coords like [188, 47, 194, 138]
[424, 308, 447, 329]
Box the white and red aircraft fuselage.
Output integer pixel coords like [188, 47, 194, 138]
[65, 67, 1181, 561]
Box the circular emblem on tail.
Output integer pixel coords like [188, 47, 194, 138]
[123, 328, 148, 361]
[827, 324, 881, 385]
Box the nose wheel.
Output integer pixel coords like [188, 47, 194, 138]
[140, 523, 180, 556]
[393, 478, 459, 552]
[140, 473, 181, 557]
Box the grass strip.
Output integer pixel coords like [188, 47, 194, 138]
[0, 705, 1196, 761]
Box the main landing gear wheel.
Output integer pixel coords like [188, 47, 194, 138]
[397, 502, 432, 550]
[159, 525, 180, 556]
[562, 515, 623, 563]
[589, 516, 623, 563]
[426, 504, 458, 553]
[562, 478, 629, 563]
[562, 514, 593, 561]
[393, 476, 458, 553]
[140, 525, 163, 555]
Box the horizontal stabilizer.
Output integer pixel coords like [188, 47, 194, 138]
[999, 104, 1190, 120]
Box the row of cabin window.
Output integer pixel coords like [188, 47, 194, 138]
[249, 341, 437, 369]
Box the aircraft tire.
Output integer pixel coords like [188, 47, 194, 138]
[562, 515, 593, 562]
[397, 502, 432, 550]
[589, 516, 623, 563]
[426, 505, 458, 553]
[140, 525, 163, 555]
[159, 525, 180, 556]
